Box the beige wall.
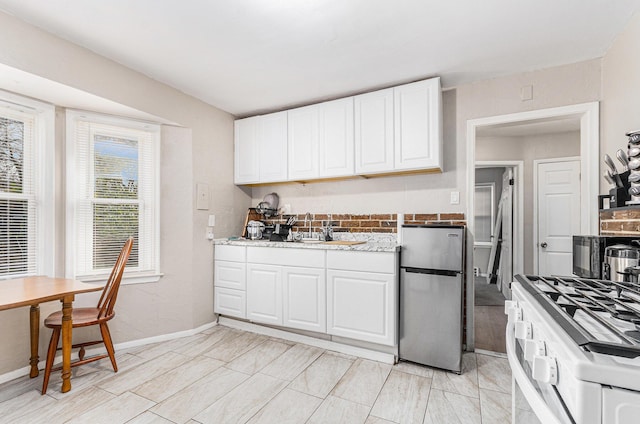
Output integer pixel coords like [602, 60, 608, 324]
[477, 132, 580, 273]
[602, 13, 640, 194]
[0, 11, 249, 375]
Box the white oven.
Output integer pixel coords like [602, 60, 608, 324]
[506, 276, 640, 424]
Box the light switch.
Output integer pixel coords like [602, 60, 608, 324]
[450, 191, 460, 205]
[196, 183, 209, 210]
[208, 214, 216, 227]
[521, 85, 533, 101]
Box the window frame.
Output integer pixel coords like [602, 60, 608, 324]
[0, 90, 55, 279]
[65, 110, 161, 285]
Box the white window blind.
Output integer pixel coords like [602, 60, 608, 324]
[0, 106, 36, 277]
[67, 111, 159, 280]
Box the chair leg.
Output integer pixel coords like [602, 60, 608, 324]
[99, 323, 118, 372]
[42, 328, 61, 394]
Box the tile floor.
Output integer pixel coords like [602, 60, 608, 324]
[0, 325, 512, 423]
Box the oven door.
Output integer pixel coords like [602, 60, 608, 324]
[506, 322, 575, 424]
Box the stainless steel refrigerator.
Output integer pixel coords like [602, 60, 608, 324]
[399, 225, 465, 373]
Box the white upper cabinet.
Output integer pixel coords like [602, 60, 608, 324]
[258, 111, 288, 182]
[354, 88, 394, 174]
[288, 104, 319, 180]
[234, 77, 442, 185]
[319, 98, 354, 178]
[234, 112, 287, 184]
[234, 116, 260, 184]
[394, 78, 442, 171]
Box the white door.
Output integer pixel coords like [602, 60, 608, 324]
[537, 160, 581, 276]
[499, 169, 513, 299]
[354, 88, 394, 174]
[282, 267, 326, 333]
[319, 98, 354, 178]
[246, 264, 283, 325]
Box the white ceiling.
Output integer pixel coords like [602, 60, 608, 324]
[0, 0, 639, 118]
[477, 117, 581, 137]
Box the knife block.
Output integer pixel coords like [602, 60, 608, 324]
[609, 187, 628, 208]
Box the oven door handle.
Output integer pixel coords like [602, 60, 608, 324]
[506, 322, 564, 424]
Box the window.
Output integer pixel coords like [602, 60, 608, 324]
[0, 92, 54, 279]
[66, 111, 160, 283]
[474, 183, 495, 245]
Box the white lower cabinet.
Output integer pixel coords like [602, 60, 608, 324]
[327, 270, 395, 346]
[246, 264, 283, 326]
[283, 267, 326, 333]
[214, 287, 246, 318]
[214, 245, 398, 348]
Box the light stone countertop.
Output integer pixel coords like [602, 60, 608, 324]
[213, 235, 400, 253]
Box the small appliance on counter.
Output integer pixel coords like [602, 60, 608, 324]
[246, 220, 265, 240]
[269, 223, 291, 241]
[398, 224, 465, 373]
[572, 235, 640, 279]
[603, 244, 640, 282]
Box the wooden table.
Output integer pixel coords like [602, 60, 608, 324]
[0, 276, 103, 393]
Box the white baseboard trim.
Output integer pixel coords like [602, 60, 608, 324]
[0, 321, 218, 385]
[219, 317, 396, 364]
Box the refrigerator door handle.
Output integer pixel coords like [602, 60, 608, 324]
[402, 267, 458, 277]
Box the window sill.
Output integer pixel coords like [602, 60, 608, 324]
[76, 271, 164, 286]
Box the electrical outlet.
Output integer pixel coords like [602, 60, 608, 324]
[206, 228, 214, 240]
[450, 191, 460, 205]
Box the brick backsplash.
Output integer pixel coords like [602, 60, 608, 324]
[264, 212, 466, 233]
[600, 208, 640, 235]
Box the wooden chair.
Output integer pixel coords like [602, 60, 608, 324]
[41, 237, 134, 394]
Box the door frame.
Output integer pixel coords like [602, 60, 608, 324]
[532, 156, 581, 274]
[466, 101, 599, 351]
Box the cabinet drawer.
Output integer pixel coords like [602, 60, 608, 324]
[215, 245, 246, 262]
[214, 287, 246, 319]
[248, 247, 325, 268]
[214, 260, 246, 290]
[327, 250, 396, 274]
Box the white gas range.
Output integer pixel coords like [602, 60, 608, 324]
[506, 274, 640, 424]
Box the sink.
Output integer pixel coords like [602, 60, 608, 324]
[301, 238, 323, 244]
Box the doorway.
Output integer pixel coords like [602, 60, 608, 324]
[473, 165, 520, 352]
[465, 102, 599, 352]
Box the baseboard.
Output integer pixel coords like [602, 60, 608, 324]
[474, 348, 507, 358]
[0, 321, 218, 385]
[219, 316, 396, 364]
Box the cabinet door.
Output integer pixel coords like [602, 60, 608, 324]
[234, 116, 260, 184]
[354, 88, 394, 174]
[327, 269, 395, 346]
[246, 264, 283, 325]
[258, 111, 288, 182]
[394, 78, 442, 171]
[214, 260, 246, 290]
[214, 287, 246, 318]
[319, 98, 354, 178]
[283, 267, 326, 333]
[288, 104, 319, 180]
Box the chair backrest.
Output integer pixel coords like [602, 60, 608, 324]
[96, 237, 134, 319]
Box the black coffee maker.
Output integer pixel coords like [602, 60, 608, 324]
[269, 223, 291, 241]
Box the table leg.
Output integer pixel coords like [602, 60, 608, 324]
[29, 305, 40, 378]
[60, 294, 74, 393]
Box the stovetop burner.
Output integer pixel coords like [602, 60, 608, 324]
[516, 274, 640, 358]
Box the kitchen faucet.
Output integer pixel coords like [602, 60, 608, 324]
[305, 212, 312, 238]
